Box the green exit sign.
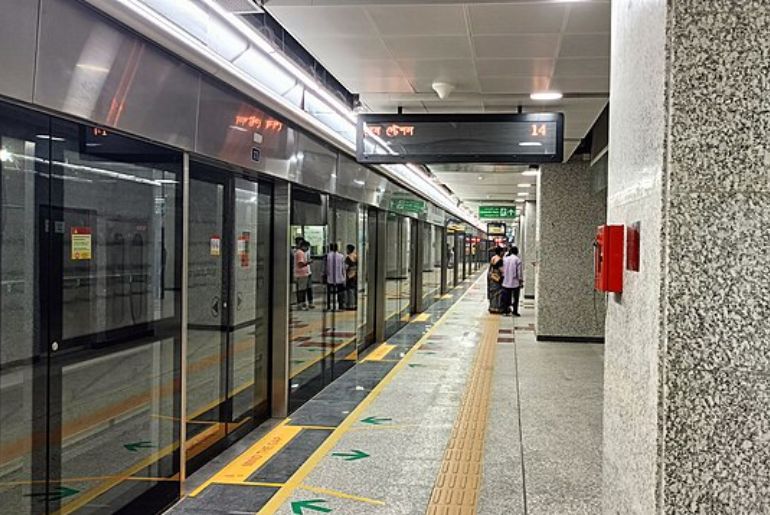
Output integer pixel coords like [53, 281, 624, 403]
[479, 206, 517, 219]
[390, 198, 426, 214]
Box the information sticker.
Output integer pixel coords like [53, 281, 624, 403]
[210, 236, 221, 257]
[71, 227, 92, 260]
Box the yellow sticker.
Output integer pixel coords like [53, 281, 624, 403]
[210, 235, 221, 256]
[71, 227, 92, 260]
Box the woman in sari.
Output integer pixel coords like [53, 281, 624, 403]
[488, 246, 506, 313]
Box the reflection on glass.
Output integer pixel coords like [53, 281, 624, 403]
[422, 223, 443, 308]
[0, 102, 183, 514]
[384, 213, 412, 339]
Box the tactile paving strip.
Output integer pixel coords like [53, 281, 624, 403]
[426, 314, 500, 515]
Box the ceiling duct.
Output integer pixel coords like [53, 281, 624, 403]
[216, 0, 263, 14]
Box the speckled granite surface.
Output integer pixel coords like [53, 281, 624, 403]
[605, 0, 770, 512]
[536, 161, 606, 339]
[522, 201, 537, 298]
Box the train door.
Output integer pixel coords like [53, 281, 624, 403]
[186, 162, 272, 471]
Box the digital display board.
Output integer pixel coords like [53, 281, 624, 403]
[357, 113, 563, 164]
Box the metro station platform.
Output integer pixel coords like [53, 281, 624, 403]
[167, 274, 603, 515]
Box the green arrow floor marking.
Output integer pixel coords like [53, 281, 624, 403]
[331, 449, 370, 461]
[123, 441, 155, 452]
[408, 364, 427, 368]
[291, 499, 332, 514]
[25, 486, 79, 502]
[360, 416, 391, 425]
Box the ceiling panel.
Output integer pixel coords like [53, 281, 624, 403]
[558, 34, 611, 58]
[366, 5, 467, 35]
[473, 34, 560, 59]
[468, 3, 568, 35]
[383, 35, 473, 59]
[479, 76, 550, 94]
[565, 2, 612, 34]
[265, 0, 610, 207]
[266, 6, 375, 36]
[300, 36, 390, 61]
[475, 58, 554, 78]
[553, 57, 610, 77]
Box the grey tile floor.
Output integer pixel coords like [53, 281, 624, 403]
[167, 279, 604, 514]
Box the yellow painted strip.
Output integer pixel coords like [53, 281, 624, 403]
[189, 422, 300, 497]
[363, 343, 395, 362]
[257, 274, 486, 514]
[441, 294, 452, 299]
[343, 350, 358, 361]
[427, 314, 500, 514]
[414, 313, 431, 323]
[215, 480, 285, 488]
[291, 425, 337, 431]
[300, 484, 386, 506]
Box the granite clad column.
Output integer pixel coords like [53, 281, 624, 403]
[521, 200, 537, 299]
[535, 160, 606, 340]
[604, 1, 770, 512]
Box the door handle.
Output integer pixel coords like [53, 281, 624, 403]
[237, 292, 243, 311]
[51, 341, 59, 352]
[210, 296, 219, 317]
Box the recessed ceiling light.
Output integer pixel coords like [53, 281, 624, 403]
[530, 91, 563, 101]
[36, 135, 66, 142]
[517, 192, 528, 196]
[0, 148, 10, 162]
[353, 179, 365, 186]
[477, 175, 484, 180]
[519, 142, 542, 147]
[518, 184, 531, 188]
[522, 170, 539, 176]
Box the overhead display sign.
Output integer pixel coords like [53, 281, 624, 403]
[479, 206, 518, 219]
[356, 113, 564, 164]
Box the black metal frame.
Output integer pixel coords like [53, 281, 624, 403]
[356, 112, 565, 164]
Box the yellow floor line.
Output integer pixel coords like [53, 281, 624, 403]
[426, 313, 500, 514]
[362, 343, 395, 362]
[300, 484, 386, 506]
[189, 421, 300, 497]
[291, 425, 337, 431]
[413, 313, 431, 323]
[257, 275, 486, 514]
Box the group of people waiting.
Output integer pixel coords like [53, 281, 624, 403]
[293, 237, 358, 312]
[487, 245, 523, 316]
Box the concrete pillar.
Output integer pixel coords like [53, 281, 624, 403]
[535, 161, 606, 341]
[521, 200, 537, 299]
[603, 2, 770, 512]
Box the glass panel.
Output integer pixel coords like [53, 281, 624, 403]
[230, 178, 260, 423]
[363, 208, 378, 348]
[0, 101, 50, 515]
[446, 230, 456, 288]
[329, 198, 359, 379]
[51, 119, 182, 513]
[422, 224, 441, 308]
[384, 213, 401, 338]
[187, 174, 227, 457]
[399, 217, 412, 323]
[289, 188, 330, 411]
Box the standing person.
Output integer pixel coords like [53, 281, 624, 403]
[303, 239, 316, 309]
[501, 245, 524, 316]
[344, 244, 358, 310]
[487, 246, 506, 314]
[325, 243, 346, 311]
[294, 241, 311, 310]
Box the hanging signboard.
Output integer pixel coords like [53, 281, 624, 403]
[479, 206, 518, 219]
[357, 113, 564, 164]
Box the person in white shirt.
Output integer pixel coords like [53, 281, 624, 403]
[501, 245, 524, 316]
[325, 243, 346, 311]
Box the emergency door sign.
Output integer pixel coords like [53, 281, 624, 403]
[71, 227, 92, 260]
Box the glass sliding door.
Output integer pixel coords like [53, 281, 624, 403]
[288, 188, 330, 411]
[186, 162, 272, 470]
[0, 100, 184, 515]
[329, 197, 360, 379]
[362, 207, 378, 349]
[384, 213, 413, 338]
[422, 223, 442, 309]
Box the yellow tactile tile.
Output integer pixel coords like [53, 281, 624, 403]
[426, 314, 500, 515]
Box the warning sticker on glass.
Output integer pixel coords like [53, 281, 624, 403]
[210, 236, 221, 257]
[71, 227, 92, 260]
